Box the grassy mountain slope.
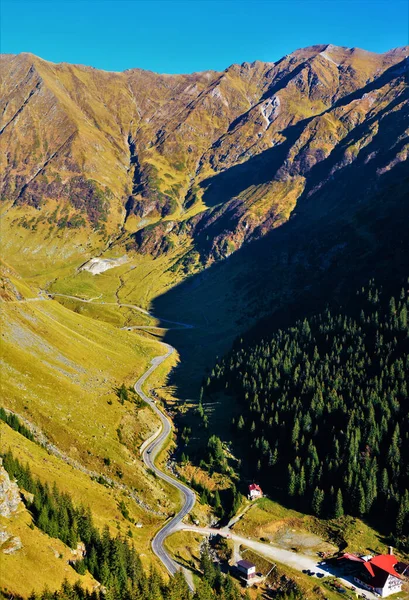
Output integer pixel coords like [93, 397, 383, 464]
[1, 46, 407, 264]
[1, 43, 408, 596]
[1, 46, 406, 338]
[0, 423, 165, 596]
[0, 263, 180, 517]
[0, 268, 182, 595]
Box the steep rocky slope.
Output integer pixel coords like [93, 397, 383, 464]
[1, 45, 407, 268]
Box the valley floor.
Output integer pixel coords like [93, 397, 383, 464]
[1, 262, 408, 600]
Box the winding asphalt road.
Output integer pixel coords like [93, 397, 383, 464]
[134, 343, 196, 583]
[47, 291, 197, 579]
[50, 292, 194, 329]
[9, 291, 380, 597]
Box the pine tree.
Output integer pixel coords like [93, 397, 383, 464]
[288, 465, 296, 496]
[312, 488, 324, 517]
[334, 489, 344, 518]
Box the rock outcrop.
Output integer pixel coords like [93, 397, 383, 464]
[0, 458, 21, 517]
[0, 458, 23, 554]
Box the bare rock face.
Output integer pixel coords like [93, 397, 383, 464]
[70, 541, 86, 561]
[0, 459, 23, 554]
[1, 529, 23, 554]
[80, 254, 129, 275]
[0, 458, 21, 517]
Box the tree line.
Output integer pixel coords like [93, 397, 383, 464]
[204, 280, 409, 551]
[2, 450, 254, 600]
[0, 407, 34, 442]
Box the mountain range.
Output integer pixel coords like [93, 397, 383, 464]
[1, 43, 409, 599]
[1, 44, 408, 269]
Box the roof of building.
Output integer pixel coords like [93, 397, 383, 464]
[396, 562, 409, 576]
[340, 552, 403, 585]
[249, 483, 262, 492]
[339, 552, 364, 562]
[363, 554, 402, 581]
[237, 559, 256, 570]
[365, 567, 390, 589]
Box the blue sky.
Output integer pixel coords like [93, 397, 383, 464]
[1, 0, 407, 73]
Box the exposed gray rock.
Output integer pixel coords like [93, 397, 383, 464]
[0, 458, 21, 517]
[2, 532, 22, 554]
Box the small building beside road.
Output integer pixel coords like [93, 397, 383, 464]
[237, 559, 256, 580]
[248, 483, 263, 500]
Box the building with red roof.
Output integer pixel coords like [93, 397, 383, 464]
[248, 483, 263, 500]
[339, 549, 408, 597]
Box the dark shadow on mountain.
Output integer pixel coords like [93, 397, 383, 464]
[295, 88, 409, 201]
[198, 59, 408, 211]
[330, 57, 409, 111]
[152, 139, 409, 406]
[260, 60, 309, 101]
[199, 119, 307, 208]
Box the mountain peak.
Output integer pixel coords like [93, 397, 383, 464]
[1, 43, 407, 263]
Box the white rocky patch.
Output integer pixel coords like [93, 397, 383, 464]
[0, 459, 21, 518]
[260, 96, 280, 129]
[184, 83, 199, 96]
[0, 458, 23, 555]
[80, 254, 129, 275]
[320, 51, 339, 67]
[210, 86, 229, 107]
[362, 92, 376, 106]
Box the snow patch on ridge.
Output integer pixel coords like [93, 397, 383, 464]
[80, 255, 129, 275]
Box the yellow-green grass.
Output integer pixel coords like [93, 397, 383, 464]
[239, 547, 344, 600]
[113, 249, 192, 308]
[48, 248, 189, 311]
[1, 202, 201, 316]
[0, 505, 96, 597]
[0, 260, 39, 301]
[233, 498, 305, 537]
[135, 151, 210, 223]
[233, 498, 405, 561]
[1, 425, 161, 550]
[0, 424, 174, 597]
[325, 515, 409, 560]
[0, 297, 177, 510]
[164, 530, 203, 572]
[245, 177, 305, 222]
[49, 268, 125, 304]
[0, 204, 102, 289]
[54, 296, 157, 329]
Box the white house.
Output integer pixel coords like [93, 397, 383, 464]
[237, 559, 256, 580]
[340, 550, 408, 597]
[248, 483, 263, 500]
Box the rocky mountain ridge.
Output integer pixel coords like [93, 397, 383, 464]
[1, 44, 408, 268]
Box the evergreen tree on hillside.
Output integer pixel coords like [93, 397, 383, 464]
[204, 280, 409, 545]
